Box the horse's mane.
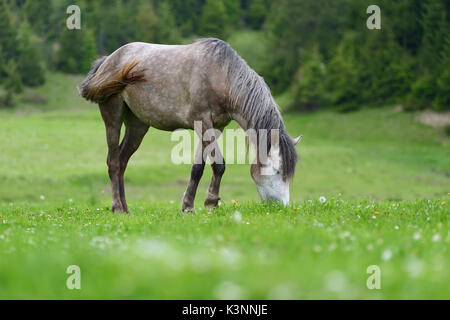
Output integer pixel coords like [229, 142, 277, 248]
[196, 38, 298, 180]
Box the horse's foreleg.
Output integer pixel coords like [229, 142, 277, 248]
[204, 141, 225, 209]
[99, 96, 126, 213]
[204, 163, 225, 208]
[182, 142, 205, 212]
[118, 109, 149, 213]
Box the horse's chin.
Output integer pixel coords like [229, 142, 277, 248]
[261, 198, 289, 207]
[257, 189, 289, 206]
[278, 197, 289, 207]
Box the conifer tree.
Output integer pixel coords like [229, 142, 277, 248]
[263, 0, 346, 93]
[82, 29, 98, 73]
[136, 1, 158, 43]
[420, 0, 447, 71]
[0, 0, 18, 62]
[433, 35, 450, 110]
[17, 22, 45, 87]
[171, 0, 204, 36]
[155, 1, 180, 44]
[225, 0, 241, 26]
[247, 0, 268, 29]
[4, 60, 23, 95]
[56, 28, 84, 74]
[291, 46, 327, 111]
[407, 0, 448, 110]
[325, 33, 360, 111]
[199, 0, 229, 39]
[23, 0, 52, 36]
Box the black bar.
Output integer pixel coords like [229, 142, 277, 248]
[0, 300, 443, 318]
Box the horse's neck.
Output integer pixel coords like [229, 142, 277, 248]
[230, 102, 283, 133]
[230, 112, 250, 131]
[230, 104, 285, 163]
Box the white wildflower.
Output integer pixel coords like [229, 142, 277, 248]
[406, 257, 424, 278]
[214, 282, 245, 300]
[382, 248, 392, 261]
[432, 234, 441, 242]
[233, 211, 242, 223]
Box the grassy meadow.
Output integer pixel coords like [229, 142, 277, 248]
[0, 72, 449, 299]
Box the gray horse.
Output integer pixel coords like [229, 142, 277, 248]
[78, 38, 301, 213]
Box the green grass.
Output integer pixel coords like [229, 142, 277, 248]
[0, 73, 449, 299]
[0, 200, 448, 299]
[14, 72, 90, 112]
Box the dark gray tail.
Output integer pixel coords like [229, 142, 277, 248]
[77, 57, 107, 99]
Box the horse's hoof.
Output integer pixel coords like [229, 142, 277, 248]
[182, 206, 195, 212]
[112, 208, 128, 214]
[112, 201, 128, 214]
[204, 196, 220, 209]
[182, 202, 195, 213]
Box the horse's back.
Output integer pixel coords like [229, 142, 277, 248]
[106, 42, 197, 68]
[112, 42, 227, 131]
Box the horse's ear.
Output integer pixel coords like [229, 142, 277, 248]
[293, 135, 303, 145]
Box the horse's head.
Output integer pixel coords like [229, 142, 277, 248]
[251, 135, 302, 206]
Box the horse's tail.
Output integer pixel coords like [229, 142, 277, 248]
[77, 57, 146, 103]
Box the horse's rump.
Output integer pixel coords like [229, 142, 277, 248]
[77, 57, 146, 103]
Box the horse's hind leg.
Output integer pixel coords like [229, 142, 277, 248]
[99, 95, 126, 213]
[118, 107, 149, 213]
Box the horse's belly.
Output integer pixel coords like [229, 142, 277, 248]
[130, 104, 191, 131]
[122, 86, 193, 131]
[122, 84, 231, 131]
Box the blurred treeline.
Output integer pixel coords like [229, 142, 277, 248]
[0, 0, 448, 111]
